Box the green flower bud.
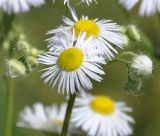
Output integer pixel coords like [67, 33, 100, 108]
[119, 26, 127, 34]
[30, 48, 38, 57]
[126, 25, 140, 42]
[6, 59, 26, 78]
[26, 56, 38, 67]
[17, 41, 31, 55]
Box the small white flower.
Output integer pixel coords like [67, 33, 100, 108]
[72, 93, 134, 136]
[38, 33, 105, 94]
[17, 103, 67, 134]
[131, 55, 153, 76]
[119, 0, 160, 16]
[0, 0, 45, 14]
[47, 7, 126, 59]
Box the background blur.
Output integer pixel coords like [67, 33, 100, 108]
[1, 0, 160, 136]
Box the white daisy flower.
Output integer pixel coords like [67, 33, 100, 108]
[47, 7, 126, 59]
[64, 0, 97, 6]
[72, 93, 135, 136]
[17, 103, 67, 134]
[119, 0, 160, 16]
[131, 55, 153, 76]
[0, 0, 45, 14]
[38, 33, 106, 94]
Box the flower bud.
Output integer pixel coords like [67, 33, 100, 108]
[30, 48, 38, 57]
[17, 41, 31, 55]
[6, 59, 26, 78]
[119, 26, 127, 34]
[26, 56, 38, 67]
[130, 55, 153, 77]
[126, 25, 140, 42]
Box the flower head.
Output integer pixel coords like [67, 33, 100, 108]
[119, 0, 160, 16]
[131, 55, 153, 76]
[0, 0, 45, 14]
[72, 93, 134, 136]
[47, 8, 126, 59]
[38, 33, 105, 94]
[17, 103, 67, 134]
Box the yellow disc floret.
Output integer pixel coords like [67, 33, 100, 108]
[90, 96, 115, 115]
[52, 118, 63, 126]
[74, 20, 100, 38]
[58, 48, 84, 71]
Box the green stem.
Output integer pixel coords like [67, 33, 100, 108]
[0, 12, 15, 46]
[61, 93, 76, 136]
[108, 51, 137, 65]
[4, 76, 14, 136]
[0, 76, 6, 136]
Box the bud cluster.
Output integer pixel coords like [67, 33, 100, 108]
[120, 25, 141, 49]
[124, 54, 153, 94]
[4, 26, 44, 78]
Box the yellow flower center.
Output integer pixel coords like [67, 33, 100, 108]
[58, 48, 84, 71]
[90, 96, 115, 115]
[52, 118, 63, 126]
[74, 20, 100, 38]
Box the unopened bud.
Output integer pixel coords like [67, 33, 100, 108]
[26, 56, 38, 67]
[130, 55, 153, 77]
[17, 41, 31, 55]
[30, 48, 38, 57]
[6, 59, 26, 78]
[119, 26, 127, 34]
[126, 25, 140, 42]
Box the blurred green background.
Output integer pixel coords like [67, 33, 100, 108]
[1, 0, 160, 136]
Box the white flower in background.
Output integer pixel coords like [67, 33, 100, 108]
[119, 0, 160, 16]
[64, 0, 97, 6]
[0, 0, 45, 14]
[72, 93, 134, 136]
[17, 103, 67, 134]
[38, 33, 105, 94]
[131, 55, 153, 76]
[47, 7, 126, 59]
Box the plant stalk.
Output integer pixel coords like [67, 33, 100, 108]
[4, 76, 14, 136]
[61, 93, 76, 136]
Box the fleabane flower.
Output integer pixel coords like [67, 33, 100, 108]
[72, 93, 134, 136]
[17, 103, 67, 134]
[119, 0, 160, 16]
[0, 0, 45, 14]
[47, 8, 126, 59]
[131, 55, 153, 76]
[64, 0, 97, 6]
[38, 33, 106, 94]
